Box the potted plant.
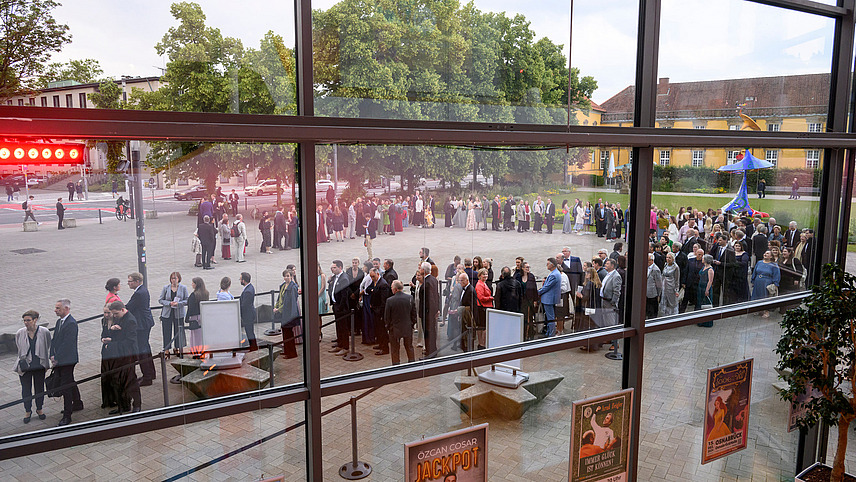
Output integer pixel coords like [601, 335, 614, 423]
[776, 263, 856, 482]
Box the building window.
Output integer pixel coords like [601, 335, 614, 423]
[18, 99, 24, 105]
[693, 125, 706, 129]
[808, 122, 822, 133]
[29, 98, 35, 105]
[767, 122, 780, 132]
[6, 100, 11, 105]
[659, 150, 670, 166]
[79, 93, 87, 108]
[52, 95, 60, 107]
[600, 150, 609, 169]
[628, 150, 633, 164]
[691, 150, 704, 167]
[729, 125, 739, 130]
[727, 150, 739, 164]
[765, 150, 778, 167]
[65, 94, 73, 108]
[806, 149, 821, 169]
[41, 97, 47, 107]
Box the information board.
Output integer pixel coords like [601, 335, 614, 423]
[702, 358, 753, 464]
[569, 389, 633, 482]
[199, 299, 242, 352]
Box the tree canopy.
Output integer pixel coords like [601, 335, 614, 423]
[37, 58, 102, 88]
[0, 0, 71, 99]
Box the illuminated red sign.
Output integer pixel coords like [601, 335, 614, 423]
[0, 142, 84, 165]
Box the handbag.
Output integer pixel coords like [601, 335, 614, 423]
[187, 314, 201, 330]
[44, 370, 61, 398]
[17, 357, 31, 372]
[766, 283, 779, 296]
[534, 303, 547, 323]
[677, 287, 685, 303]
[700, 296, 714, 310]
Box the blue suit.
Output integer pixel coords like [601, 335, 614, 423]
[538, 268, 562, 336]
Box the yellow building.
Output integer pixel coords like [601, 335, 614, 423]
[578, 74, 828, 177]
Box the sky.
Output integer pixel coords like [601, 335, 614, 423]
[51, 0, 835, 104]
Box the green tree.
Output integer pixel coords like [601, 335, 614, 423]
[37, 58, 102, 87]
[86, 80, 126, 172]
[0, 0, 71, 98]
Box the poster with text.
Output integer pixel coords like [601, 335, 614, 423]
[702, 358, 753, 464]
[569, 388, 634, 482]
[405, 423, 487, 482]
[788, 383, 822, 433]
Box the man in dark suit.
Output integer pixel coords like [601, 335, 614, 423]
[273, 210, 287, 249]
[418, 262, 440, 358]
[364, 213, 378, 260]
[503, 196, 515, 231]
[801, 230, 816, 281]
[239, 272, 258, 351]
[106, 300, 142, 413]
[751, 225, 769, 266]
[604, 205, 616, 240]
[198, 215, 217, 269]
[56, 197, 65, 230]
[126, 272, 156, 384]
[328, 260, 352, 355]
[561, 246, 584, 309]
[384, 280, 416, 365]
[711, 234, 735, 306]
[544, 198, 555, 234]
[594, 200, 606, 237]
[382, 259, 398, 286]
[672, 243, 689, 293]
[457, 273, 477, 351]
[228, 189, 239, 215]
[51, 299, 82, 426]
[491, 196, 501, 231]
[681, 229, 700, 256]
[368, 268, 392, 356]
[784, 222, 800, 248]
[494, 266, 522, 313]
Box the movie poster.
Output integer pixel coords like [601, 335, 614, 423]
[569, 388, 634, 482]
[788, 384, 822, 433]
[702, 359, 753, 464]
[405, 424, 487, 482]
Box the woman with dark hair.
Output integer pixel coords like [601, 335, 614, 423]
[520, 262, 539, 340]
[158, 271, 189, 355]
[186, 277, 210, 354]
[332, 205, 345, 242]
[259, 211, 272, 253]
[274, 270, 301, 359]
[730, 242, 751, 303]
[15, 310, 50, 423]
[475, 268, 494, 349]
[287, 206, 300, 249]
[778, 247, 804, 294]
[105, 278, 121, 306]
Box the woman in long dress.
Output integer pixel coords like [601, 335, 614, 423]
[751, 250, 781, 318]
[730, 242, 750, 302]
[453, 199, 467, 228]
[660, 253, 680, 316]
[707, 397, 732, 442]
[583, 202, 592, 233]
[561, 200, 572, 234]
[574, 200, 585, 234]
[466, 198, 477, 231]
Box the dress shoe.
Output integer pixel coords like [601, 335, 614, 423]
[72, 402, 84, 412]
[57, 417, 71, 427]
[108, 408, 124, 415]
[334, 349, 348, 356]
[37, 412, 46, 420]
[281, 354, 298, 359]
[23, 413, 31, 424]
[139, 378, 153, 387]
[327, 346, 342, 353]
[131, 407, 141, 413]
[374, 350, 389, 356]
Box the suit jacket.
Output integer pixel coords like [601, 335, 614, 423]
[594, 204, 605, 222]
[545, 202, 555, 218]
[646, 264, 663, 298]
[384, 291, 416, 339]
[682, 236, 699, 255]
[784, 229, 799, 248]
[382, 268, 398, 286]
[127, 285, 155, 330]
[328, 272, 352, 314]
[675, 251, 689, 286]
[418, 275, 440, 324]
[712, 245, 736, 280]
[494, 276, 523, 313]
[601, 270, 622, 306]
[274, 212, 287, 232]
[105, 311, 139, 359]
[459, 283, 476, 314]
[240, 283, 257, 326]
[561, 257, 584, 293]
[56, 201, 65, 216]
[752, 233, 769, 261]
[369, 277, 392, 320]
[158, 283, 190, 320]
[538, 268, 562, 305]
[198, 221, 217, 246]
[51, 314, 78, 366]
[491, 200, 500, 218]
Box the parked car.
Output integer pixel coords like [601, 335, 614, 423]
[173, 185, 208, 201]
[245, 179, 285, 196]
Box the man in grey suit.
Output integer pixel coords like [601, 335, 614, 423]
[385, 280, 417, 365]
[417, 262, 440, 359]
[600, 259, 622, 327]
[646, 254, 664, 320]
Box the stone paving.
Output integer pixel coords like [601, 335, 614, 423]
[0, 201, 854, 480]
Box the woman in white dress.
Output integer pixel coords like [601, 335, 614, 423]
[466, 197, 477, 231]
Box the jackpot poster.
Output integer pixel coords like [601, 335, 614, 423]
[405, 424, 487, 482]
[569, 388, 634, 482]
[702, 359, 753, 464]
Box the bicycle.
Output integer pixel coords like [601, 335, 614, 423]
[116, 201, 130, 221]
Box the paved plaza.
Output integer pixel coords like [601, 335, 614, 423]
[0, 206, 854, 480]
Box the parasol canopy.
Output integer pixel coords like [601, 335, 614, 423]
[717, 149, 774, 172]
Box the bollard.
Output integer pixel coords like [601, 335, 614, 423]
[604, 339, 623, 361]
[268, 343, 275, 388]
[160, 352, 170, 406]
[98, 209, 102, 224]
[338, 397, 372, 479]
[342, 310, 363, 361]
[264, 290, 282, 336]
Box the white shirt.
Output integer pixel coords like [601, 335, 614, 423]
[330, 274, 341, 303]
[560, 272, 570, 294]
[415, 199, 423, 212]
[533, 200, 544, 214]
[591, 414, 615, 448]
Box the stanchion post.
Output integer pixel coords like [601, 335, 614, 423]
[343, 309, 363, 361]
[338, 396, 371, 480]
[98, 209, 102, 224]
[268, 343, 275, 388]
[160, 352, 170, 406]
[265, 290, 282, 336]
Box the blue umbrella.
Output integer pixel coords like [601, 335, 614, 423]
[716, 149, 774, 172]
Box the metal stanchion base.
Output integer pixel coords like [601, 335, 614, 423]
[342, 351, 363, 362]
[605, 343, 623, 360]
[339, 461, 371, 480]
[264, 328, 282, 336]
[170, 375, 183, 384]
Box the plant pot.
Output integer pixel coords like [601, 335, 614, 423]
[796, 462, 856, 482]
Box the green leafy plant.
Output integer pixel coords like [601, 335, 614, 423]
[776, 263, 856, 482]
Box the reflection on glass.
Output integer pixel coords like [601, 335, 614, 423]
[313, 144, 627, 378]
[647, 147, 820, 322]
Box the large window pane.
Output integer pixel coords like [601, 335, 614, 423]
[0, 140, 303, 439]
[314, 143, 627, 378]
[645, 145, 821, 322]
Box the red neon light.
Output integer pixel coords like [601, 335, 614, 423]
[0, 142, 85, 165]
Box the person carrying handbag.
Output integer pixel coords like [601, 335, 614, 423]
[15, 310, 51, 424]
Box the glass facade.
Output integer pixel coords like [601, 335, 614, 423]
[0, 0, 855, 480]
